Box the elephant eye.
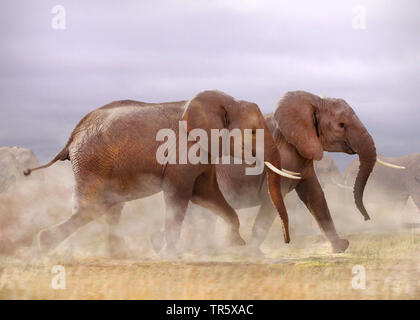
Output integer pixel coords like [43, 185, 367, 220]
[339, 122, 345, 129]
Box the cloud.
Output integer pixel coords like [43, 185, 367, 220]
[0, 0, 419, 169]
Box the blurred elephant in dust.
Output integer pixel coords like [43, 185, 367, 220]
[0, 150, 18, 193]
[23, 90, 294, 258]
[284, 156, 350, 230]
[0, 146, 47, 254]
[280, 155, 348, 214]
[313, 154, 354, 207]
[314, 155, 347, 189]
[343, 154, 420, 215]
[0, 147, 40, 193]
[273, 155, 353, 239]
[181, 91, 403, 253]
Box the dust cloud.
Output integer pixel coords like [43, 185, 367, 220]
[0, 152, 419, 300]
[0, 154, 419, 262]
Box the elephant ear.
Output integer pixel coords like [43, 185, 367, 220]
[181, 91, 230, 156]
[181, 98, 209, 133]
[274, 91, 323, 161]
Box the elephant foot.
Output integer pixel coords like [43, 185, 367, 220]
[248, 236, 264, 249]
[37, 229, 60, 252]
[150, 230, 165, 253]
[331, 238, 349, 253]
[246, 245, 265, 259]
[160, 245, 182, 261]
[228, 232, 246, 247]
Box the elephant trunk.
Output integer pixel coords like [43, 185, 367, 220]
[347, 124, 377, 220]
[263, 128, 290, 243]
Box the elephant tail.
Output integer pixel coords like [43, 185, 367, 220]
[23, 147, 69, 176]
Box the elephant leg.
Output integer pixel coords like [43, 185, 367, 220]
[106, 202, 126, 259]
[200, 211, 217, 248]
[295, 174, 349, 253]
[183, 203, 217, 251]
[38, 198, 106, 252]
[159, 164, 201, 257]
[162, 189, 191, 257]
[250, 192, 276, 248]
[191, 168, 245, 247]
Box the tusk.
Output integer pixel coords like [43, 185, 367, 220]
[282, 168, 301, 176]
[377, 158, 406, 170]
[331, 177, 353, 190]
[335, 182, 353, 190]
[264, 161, 302, 180]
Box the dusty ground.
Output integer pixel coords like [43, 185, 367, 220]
[0, 162, 419, 299]
[0, 232, 418, 299]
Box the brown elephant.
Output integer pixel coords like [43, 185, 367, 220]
[279, 156, 350, 228]
[23, 90, 297, 258]
[272, 156, 348, 216]
[180, 91, 402, 253]
[343, 154, 419, 215]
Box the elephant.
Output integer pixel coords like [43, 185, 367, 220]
[343, 153, 420, 216]
[276, 155, 347, 216]
[314, 155, 347, 189]
[9, 147, 40, 173]
[0, 150, 18, 193]
[0, 147, 40, 193]
[0, 147, 44, 254]
[177, 91, 403, 253]
[279, 156, 350, 229]
[23, 90, 297, 258]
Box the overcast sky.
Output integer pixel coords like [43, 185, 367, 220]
[0, 0, 419, 170]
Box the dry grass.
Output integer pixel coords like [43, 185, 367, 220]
[2, 160, 418, 299]
[0, 232, 419, 300]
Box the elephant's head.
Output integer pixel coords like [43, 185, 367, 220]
[275, 90, 379, 220]
[182, 90, 300, 243]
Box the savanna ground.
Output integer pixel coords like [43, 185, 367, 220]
[0, 162, 419, 299]
[0, 231, 419, 299]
